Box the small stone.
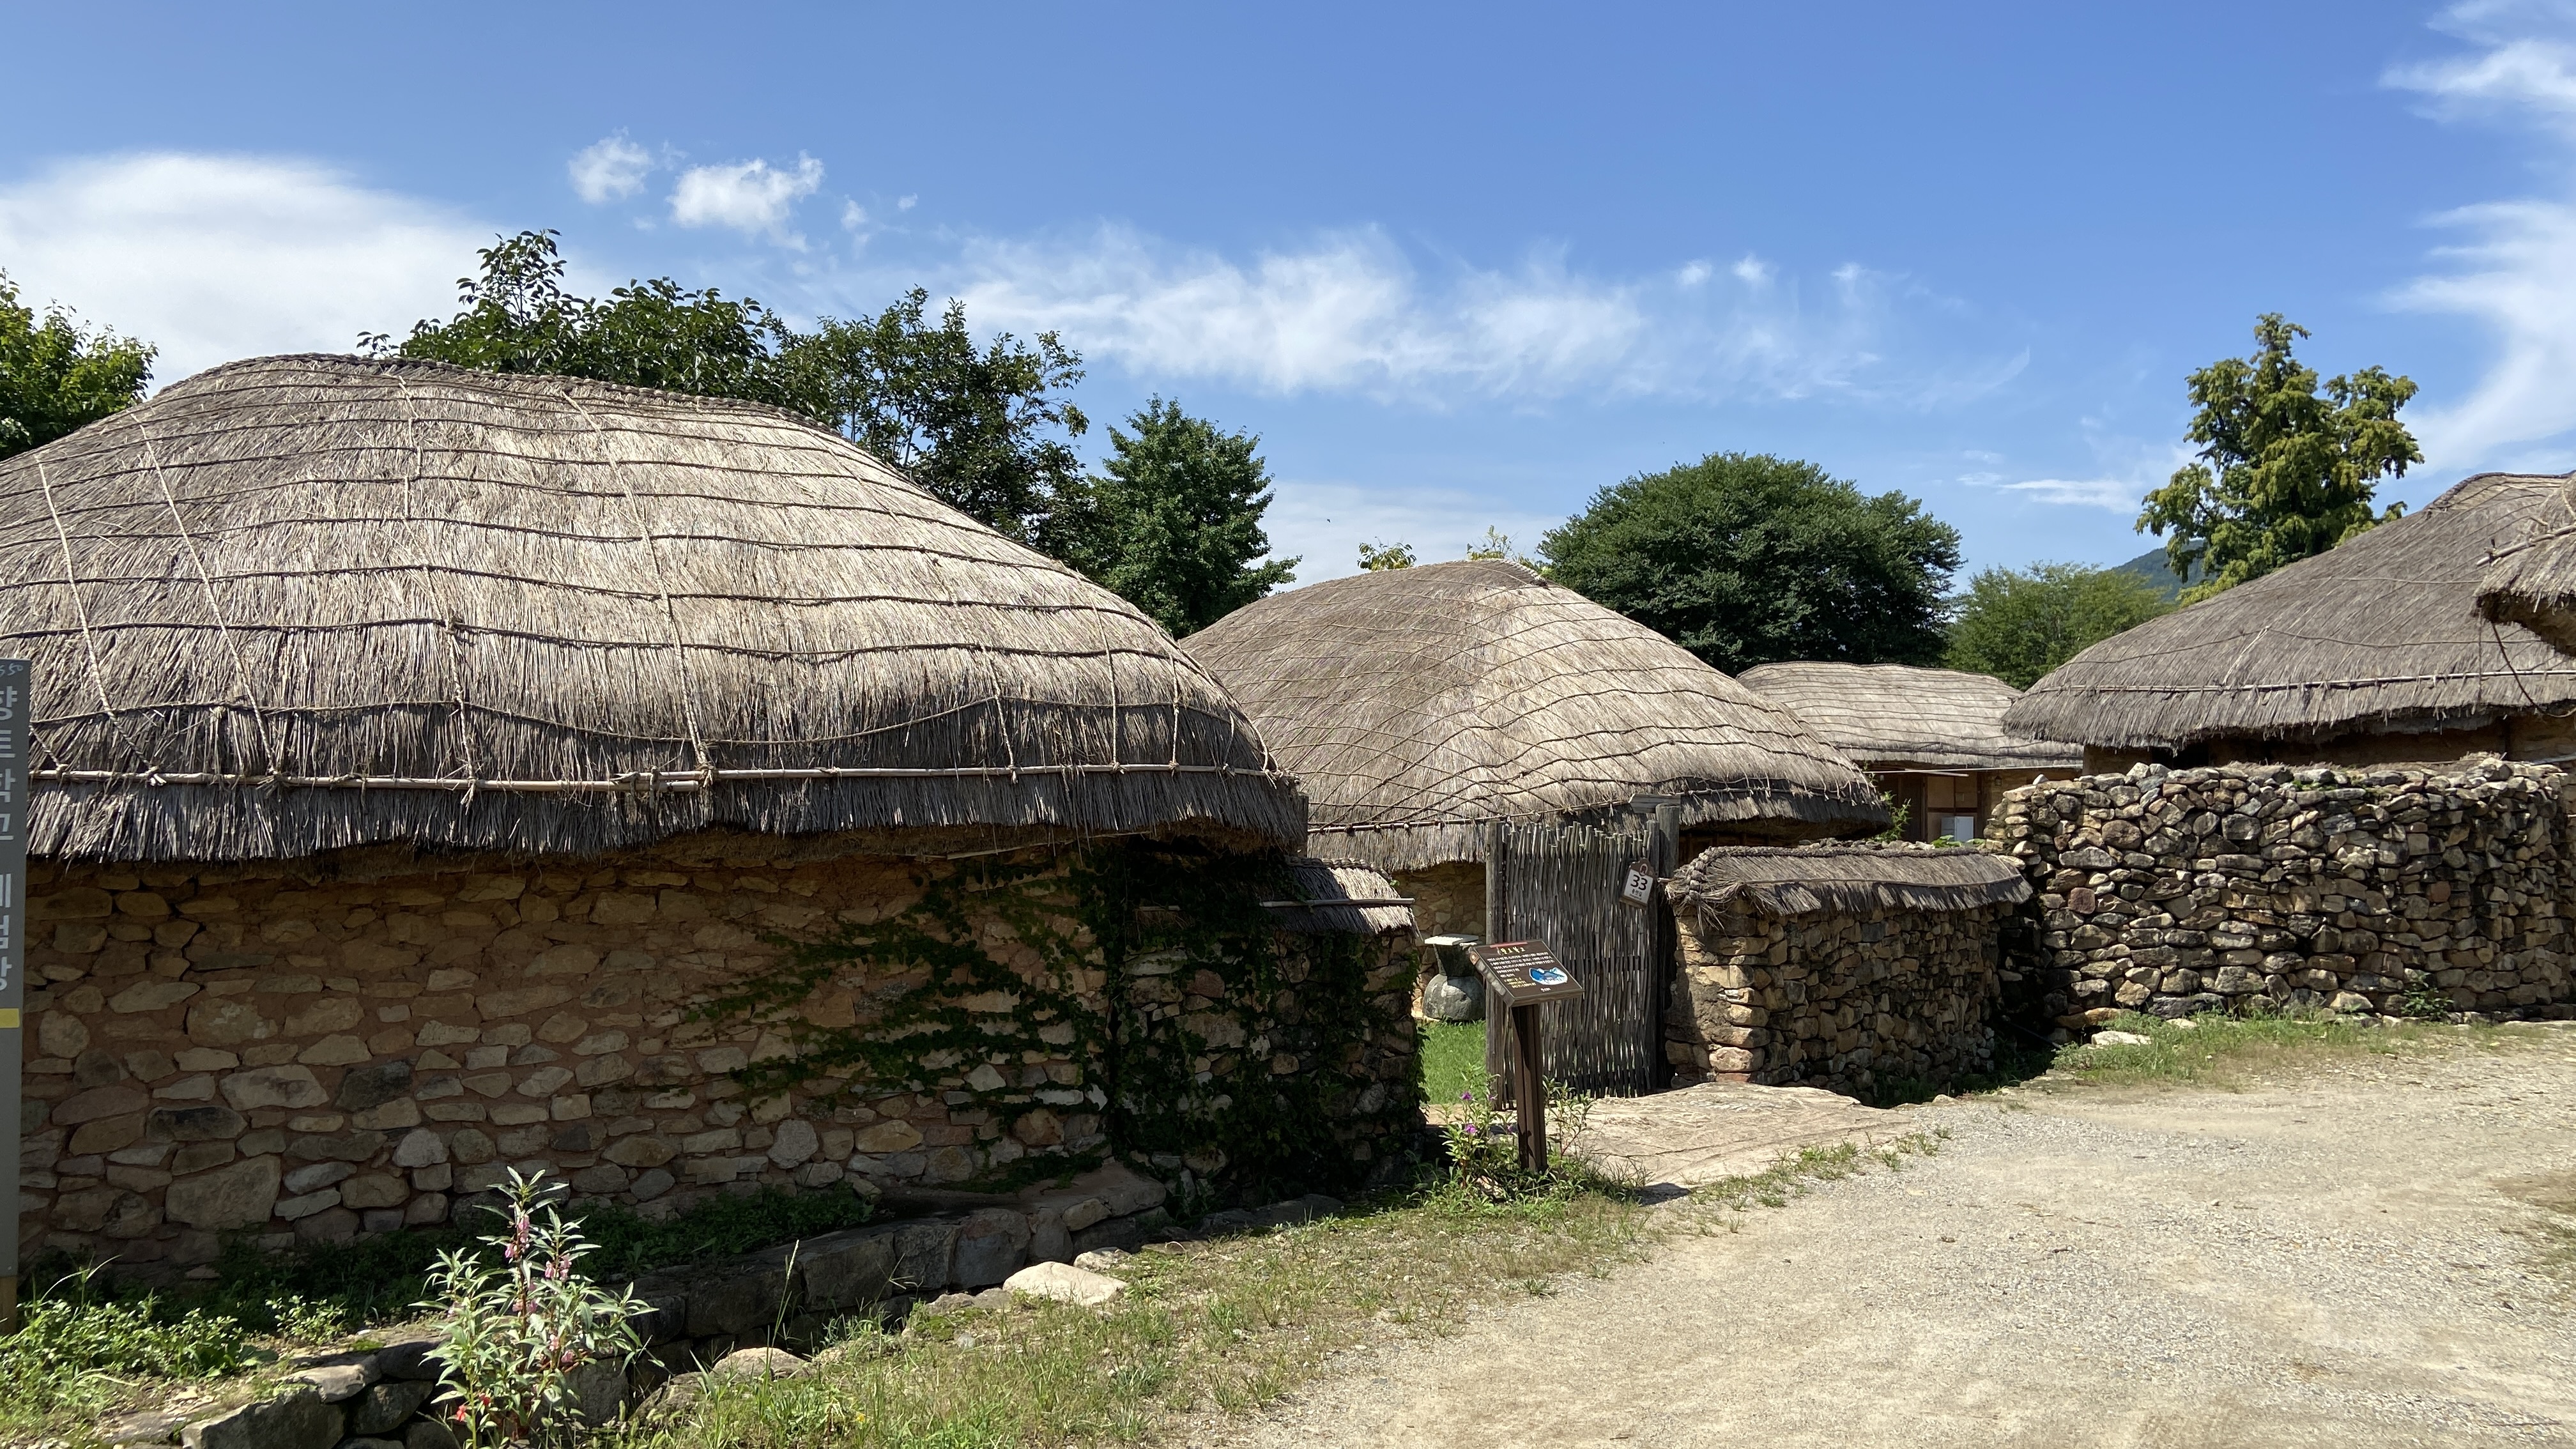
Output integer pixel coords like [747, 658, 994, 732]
[1071, 1248, 1131, 1273]
[709, 1346, 809, 1380]
[289, 1361, 372, 1400]
[347, 1377, 436, 1435]
[2090, 1030, 2153, 1046]
[1004, 1261, 1127, 1307]
[1419, 973, 1485, 1022]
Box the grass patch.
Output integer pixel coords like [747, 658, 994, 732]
[1692, 1133, 1945, 1215]
[615, 1185, 1659, 1449]
[0, 1268, 266, 1443]
[1418, 1020, 1487, 1105]
[2033, 1009, 2465, 1091]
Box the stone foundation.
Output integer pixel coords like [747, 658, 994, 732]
[1994, 758, 2576, 1021]
[17, 835, 1418, 1275]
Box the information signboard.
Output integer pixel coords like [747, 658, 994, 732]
[1469, 940, 1587, 1008]
[0, 659, 24, 1331]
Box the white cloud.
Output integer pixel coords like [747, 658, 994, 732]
[1677, 259, 1713, 288]
[898, 195, 917, 211]
[941, 224, 2010, 406]
[2386, 3, 2576, 464]
[1732, 254, 1774, 286]
[1259, 479, 1563, 585]
[1981, 477, 2140, 510]
[0, 152, 488, 386]
[569, 133, 654, 203]
[841, 201, 868, 229]
[669, 155, 824, 241]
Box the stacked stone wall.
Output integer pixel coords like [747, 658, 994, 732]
[1993, 758, 2576, 1022]
[1664, 896, 2010, 1096]
[16, 836, 1418, 1275]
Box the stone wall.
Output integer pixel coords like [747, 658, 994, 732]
[1993, 758, 2576, 1022]
[17, 835, 1418, 1275]
[1663, 883, 2011, 1096]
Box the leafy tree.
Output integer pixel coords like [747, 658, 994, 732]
[1945, 562, 2174, 689]
[2138, 314, 2420, 604]
[778, 289, 1087, 543]
[1052, 398, 1296, 636]
[1, 272, 154, 460]
[379, 230, 798, 407]
[379, 233, 1091, 542]
[1538, 452, 1961, 673]
[1464, 527, 1537, 567]
[1356, 540, 1416, 571]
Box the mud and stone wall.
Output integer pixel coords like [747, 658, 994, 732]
[1993, 758, 2576, 1022]
[16, 836, 1418, 1275]
[1664, 894, 2011, 1096]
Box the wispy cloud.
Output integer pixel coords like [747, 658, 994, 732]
[1981, 477, 2140, 510]
[669, 155, 824, 243]
[568, 133, 655, 203]
[2386, 2, 2576, 466]
[940, 223, 2021, 406]
[0, 153, 487, 385]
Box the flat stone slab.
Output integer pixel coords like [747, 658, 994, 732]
[1004, 1261, 1127, 1307]
[1565, 1081, 1906, 1190]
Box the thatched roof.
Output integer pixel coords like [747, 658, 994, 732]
[1736, 663, 2081, 772]
[1263, 859, 1414, 936]
[2475, 477, 2576, 652]
[1665, 843, 2031, 922]
[1182, 560, 1887, 871]
[2004, 473, 2576, 751]
[0, 354, 1303, 861]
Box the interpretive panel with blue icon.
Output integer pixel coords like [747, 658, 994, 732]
[1470, 939, 1586, 1009]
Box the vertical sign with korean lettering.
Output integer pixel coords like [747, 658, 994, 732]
[0, 658, 24, 1331]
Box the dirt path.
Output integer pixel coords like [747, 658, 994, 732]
[1208, 1025, 2576, 1448]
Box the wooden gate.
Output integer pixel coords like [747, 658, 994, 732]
[1484, 812, 1676, 1101]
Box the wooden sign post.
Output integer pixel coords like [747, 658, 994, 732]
[1470, 940, 1584, 1172]
[0, 660, 25, 1333]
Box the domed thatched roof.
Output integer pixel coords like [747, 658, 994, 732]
[1736, 663, 2081, 772]
[1182, 560, 1887, 870]
[0, 354, 1302, 861]
[2005, 473, 2576, 751]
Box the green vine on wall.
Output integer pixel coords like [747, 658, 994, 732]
[692, 841, 1419, 1199]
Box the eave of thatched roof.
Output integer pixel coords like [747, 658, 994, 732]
[1183, 559, 1889, 872]
[2003, 473, 2576, 751]
[1666, 843, 2032, 921]
[1736, 662, 2081, 772]
[0, 354, 1303, 861]
[1263, 859, 1415, 935]
[2475, 480, 2576, 652]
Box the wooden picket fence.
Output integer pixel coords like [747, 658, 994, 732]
[1483, 815, 1673, 1101]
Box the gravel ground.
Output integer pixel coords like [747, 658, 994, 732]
[1202, 1025, 2576, 1449]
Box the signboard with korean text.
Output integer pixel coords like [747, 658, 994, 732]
[1469, 939, 1586, 1009]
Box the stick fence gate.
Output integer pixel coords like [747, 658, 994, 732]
[1482, 807, 1678, 1103]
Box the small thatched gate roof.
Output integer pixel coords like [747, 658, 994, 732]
[1665, 843, 2032, 923]
[2004, 473, 2576, 752]
[1181, 560, 1887, 870]
[1736, 663, 2081, 772]
[2476, 475, 2576, 651]
[0, 355, 1303, 861]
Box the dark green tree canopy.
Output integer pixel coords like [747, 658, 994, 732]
[778, 289, 1087, 545]
[1, 272, 155, 461]
[1945, 562, 2174, 689]
[2138, 313, 2420, 604]
[1539, 452, 1962, 674]
[381, 231, 1089, 543]
[1052, 398, 1296, 636]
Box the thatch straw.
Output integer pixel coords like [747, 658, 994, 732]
[2004, 473, 2576, 751]
[2476, 477, 2576, 651]
[1183, 560, 1887, 872]
[1665, 843, 2031, 922]
[0, 354, 1304, 861]
[1263, 859, 1415, 936]
[1736, 663, 2081, 772]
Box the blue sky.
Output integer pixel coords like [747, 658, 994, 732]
[9, 2, 2576, 583]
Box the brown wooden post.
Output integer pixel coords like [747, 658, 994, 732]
[1513, 1000, 1547, 1172]
[1482, 820, 1510, 1105]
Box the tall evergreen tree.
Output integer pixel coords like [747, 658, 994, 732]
[1054, 399, 1296, 636]
[2138, 314, 2419, 603]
